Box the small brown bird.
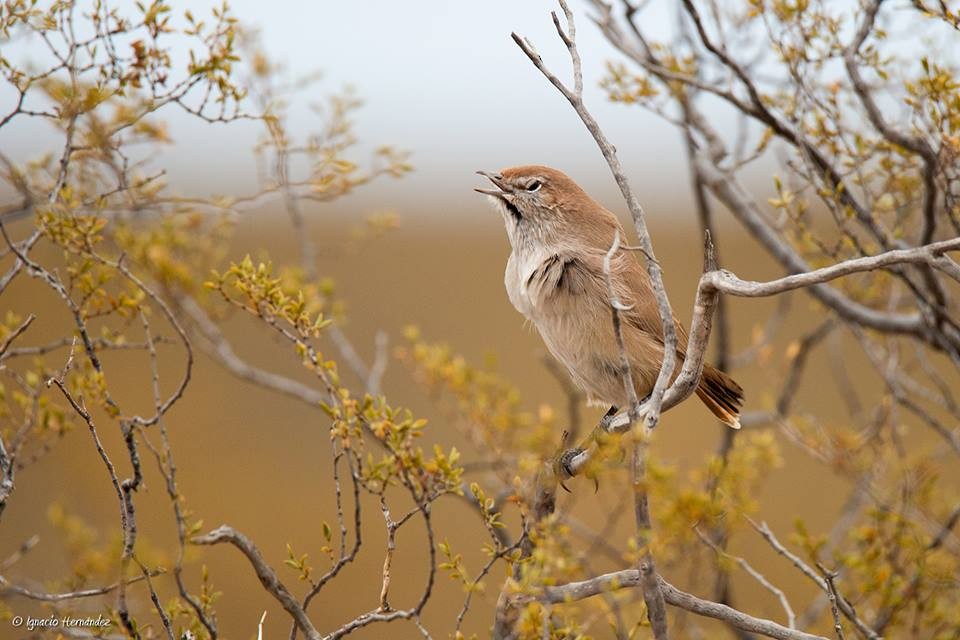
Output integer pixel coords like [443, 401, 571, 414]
[476, 165, 743, 429]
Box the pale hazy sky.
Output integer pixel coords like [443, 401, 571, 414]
[1, 1, 740, 218]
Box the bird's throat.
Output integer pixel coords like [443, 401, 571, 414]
[501, 197, 522, 222]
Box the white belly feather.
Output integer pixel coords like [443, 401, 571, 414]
[504, 246, 631, 407]
[504, 248, 551, 320]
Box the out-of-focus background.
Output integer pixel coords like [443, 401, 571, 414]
[2, 1, 955, 639]
[6, 220, 854, 639]
[1, 1, 748, 213]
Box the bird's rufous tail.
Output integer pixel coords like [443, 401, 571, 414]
[696, 364, 743, 429]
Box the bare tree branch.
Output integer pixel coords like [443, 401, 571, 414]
[528, 567, 829, 640]
[695, 525, 796, 629]
[193, 525, 322, 640]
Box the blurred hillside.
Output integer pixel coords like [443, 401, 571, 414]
[2, 201, 914, 638]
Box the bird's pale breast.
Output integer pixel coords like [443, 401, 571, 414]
[505, 247, 635, 407]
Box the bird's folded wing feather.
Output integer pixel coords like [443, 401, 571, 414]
[531, 235, 692, 362]
[607, 249, 692, 357]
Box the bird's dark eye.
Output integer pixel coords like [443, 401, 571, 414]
[527, 180, 542, 192]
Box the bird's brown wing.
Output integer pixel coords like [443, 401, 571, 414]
[614, 248, 690, 355]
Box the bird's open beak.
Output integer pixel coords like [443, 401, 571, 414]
[474, 170, 512, 197]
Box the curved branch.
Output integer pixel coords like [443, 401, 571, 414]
[531, 568, 829, 640]
[569, 236, 958, 456]
[702, 237, 960, 298]
[193, 525, 322, 640]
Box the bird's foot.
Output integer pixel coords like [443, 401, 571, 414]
[556, 446, 584, 491]
[553, 447, 600, 493]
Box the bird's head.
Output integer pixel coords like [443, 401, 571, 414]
[475, 165, 612, 250]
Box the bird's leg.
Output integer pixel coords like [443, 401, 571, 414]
[553, 391, 657, 491]
[599, 403, 621, 429]
[555, 405, 619, 492]
[551, 430, 576, 493]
